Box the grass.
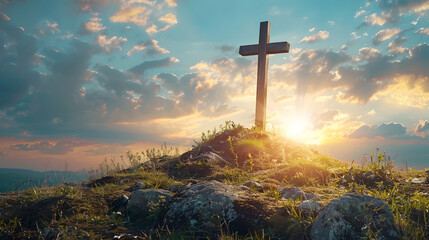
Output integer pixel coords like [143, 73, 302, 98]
[0, 121, 427, 239]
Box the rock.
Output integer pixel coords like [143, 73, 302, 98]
[165, 180, 238, 231]
[191, 152, 231, 166]
[168, 184, 189, 193]
[304, 193, 321, 201]
[243, 181, 263, 191]
[130, 182, 146, 191]
[180, 145, 215, 161]
[310, 193, 401, 240]
[298, 200, 323, 215]
[237, 185, 251, 191]
[411, 178, 425, 184]
[164, 180, 268, 234]
[279, 187, 305, 200]
[364, 170, 373, 177]
[112, 194, 129, 212]
[42, 228, 62, 240]
[127, 189, 172, 218]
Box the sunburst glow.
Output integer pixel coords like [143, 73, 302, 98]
[281, 110, 321, 145]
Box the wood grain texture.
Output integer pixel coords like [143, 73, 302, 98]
[238, 21, 290, 130]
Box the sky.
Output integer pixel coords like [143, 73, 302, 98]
[0, 0, 428, 171]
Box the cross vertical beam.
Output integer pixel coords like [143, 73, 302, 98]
[239, 21, 290, 131]
[255, 21, 270, 130]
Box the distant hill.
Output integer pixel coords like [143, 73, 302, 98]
[0, 168, 89, 193]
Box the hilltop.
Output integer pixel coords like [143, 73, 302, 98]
[0, 122, 428, 239]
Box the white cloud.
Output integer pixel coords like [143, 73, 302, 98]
[159, 13, 177, 25]
[354, 10, 367, 18]
[38, 21, 60, 36]
[146, 24, 158, 35]
[299, 31, 330, 43]
[74, 0, 111, 12]
[363, 12, 396, 26]
[165, 0, 177, 7]
[359, 47, 381, 60]
[128, 0, 156, 6]
[416, 28, 429, 35]
[110, 6, 152, 26]
[78, 17, 106, 35]
[1, 12, 10, 21]
[127, 39, 169, 56]
[94, 35, 127, 52]
[372, 28, 401, 45]
[388, 36, 408, 54]
[411, 17, 420, 25]
[367, 109, 376, 115]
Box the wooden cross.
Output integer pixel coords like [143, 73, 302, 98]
[239, 21, 290, 130]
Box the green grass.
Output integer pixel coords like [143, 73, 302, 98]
[0, 121, 427, 239]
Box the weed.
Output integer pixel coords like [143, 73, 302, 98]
[0, 217, 21, 235]
[228, 136, 239, 167]
[248, 153, 254, 173]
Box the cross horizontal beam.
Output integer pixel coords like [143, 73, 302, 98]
[239, 41, 290, 56]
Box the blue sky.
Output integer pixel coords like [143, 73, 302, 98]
[0, 0, 428, 171]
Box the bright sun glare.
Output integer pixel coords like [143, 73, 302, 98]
[281, 111, 321, 145]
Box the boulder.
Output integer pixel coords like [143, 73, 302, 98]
[180, 145, 215, 161]
[279, 187, 304, 199]
[129, 182, 145, 191]
[298, 200, 323, 215]
[127, 189, 172, 218]
[279, 187, 320, 201]
[243, 181, 263, 191]
[165, 180, 268, 234]
[112, 194, 129, 212]
[310, 193, 401, 240]
[191, 152, 231, 166]
[411, 178, 425, 184]
[168, 184, 189, 193]
[165, 180, 238, 231]
[304, 193, 321, 201]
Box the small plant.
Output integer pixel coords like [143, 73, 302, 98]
[228, 136, 239, 167]
[0, 217, 21, 235]
[248, 153, 254, 172]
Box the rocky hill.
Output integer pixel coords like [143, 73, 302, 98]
[0, 123, 428, 239]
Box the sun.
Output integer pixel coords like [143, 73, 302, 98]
[280, 110, 321, 145]
[287, 117, 310, 137]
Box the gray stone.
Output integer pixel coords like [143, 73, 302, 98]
[168, 184, 189, 193]
[42, 228, 62, 240]
[112, 194, 129, 212]
[298, 200, 323, 215]
[243, 181, 263, 190]
[180, 145, 215, 161]
[130, 182, 146, 191]
[237, 185, 251, 191]
[279, 187, 305, 200]
[411, 178, 424, 184]
[310, 193, 401, 240]
[165, 180, 239, 230]
[191, 152, 231, 166]
[304, 193, 321, 201]
[127, 189, 172, 218]
[364, 171, 373, 177]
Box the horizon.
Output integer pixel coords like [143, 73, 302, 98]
[0, 0, 428, 171]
